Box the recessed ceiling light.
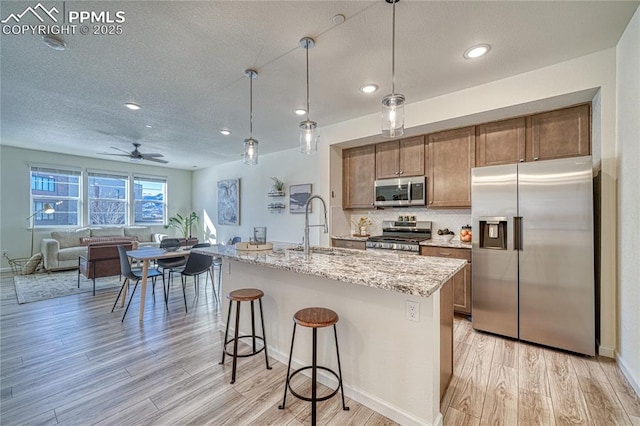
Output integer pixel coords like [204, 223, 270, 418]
[42, 34, 66, 51]
[124, 103, 141, 110]
[145, 124, 153, 128]
[294, 108, 307, 116]
[359, 84, 378, 94]
[332, 14, 345, 25]
[220, 129, 232, 136]
[464, 44, 491, 59]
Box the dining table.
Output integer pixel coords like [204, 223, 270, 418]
[124, 247, 191, 321]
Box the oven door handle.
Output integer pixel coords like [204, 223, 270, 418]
[407, 181, 412, 204]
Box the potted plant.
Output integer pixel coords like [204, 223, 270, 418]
[350, 216, 373, 236]
[269, 177, 285, 195]
[165, 211, 199, 239]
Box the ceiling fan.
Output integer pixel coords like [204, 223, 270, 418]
[102, 143, 168, 164]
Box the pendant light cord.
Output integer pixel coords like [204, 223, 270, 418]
[249, 74, 253, 138]
[305, 40, 310, 121]
[391, 0, 396, 95]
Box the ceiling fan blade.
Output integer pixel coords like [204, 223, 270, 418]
[145, 157, 169, 164]
[101, 153, 130, 157]
[110, 146, 132, 155]
[141, 153, 164, 158]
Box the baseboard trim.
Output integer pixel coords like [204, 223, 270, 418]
[616, 352, 640, 397]
[598, 345, 615, 358]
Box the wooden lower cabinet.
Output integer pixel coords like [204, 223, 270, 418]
[421, 246, 472, 315]
[331, 238, 366, 250]
[439, 277, 453, 400]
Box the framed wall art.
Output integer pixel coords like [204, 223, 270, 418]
[217, 178, 240, 225]
[289, 183, 312, 214]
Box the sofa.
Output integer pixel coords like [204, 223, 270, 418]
[41, 226, 167, 271]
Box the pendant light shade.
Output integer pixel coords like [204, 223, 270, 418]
[299, 37, 319, 154]
[381, 0, 405, 138]
[243, 69, 259, 165]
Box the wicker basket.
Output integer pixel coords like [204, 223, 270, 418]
[3, 254, 29, 275]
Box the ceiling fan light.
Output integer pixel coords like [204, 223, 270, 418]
[243, 138, 258, 165]
[382, 93, 405, 138]
[299, 120, 318, 155]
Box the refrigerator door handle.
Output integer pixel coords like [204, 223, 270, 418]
[514, 216, 523, 251]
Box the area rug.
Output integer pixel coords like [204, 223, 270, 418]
[14, 270, 123, 304]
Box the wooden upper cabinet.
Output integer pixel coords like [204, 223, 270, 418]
[527, 104, 590, 162]
[343, 145, 375, 209]
[375, 136, 425, 179]
[427, 127, 475, 208]
[476, 117, 526, 166]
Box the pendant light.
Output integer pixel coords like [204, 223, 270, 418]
[243, 69, 259, 165]
[299, 37, 319, 154]
[381, 0, 405, 138]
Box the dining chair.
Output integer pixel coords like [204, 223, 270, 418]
[112, 245, 165, 321]
[190, 242, 220, 302]
[172, 249, 214, 313]
[156, 238, 187, 303]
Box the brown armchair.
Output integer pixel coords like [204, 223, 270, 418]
[78, 241, 138, 295]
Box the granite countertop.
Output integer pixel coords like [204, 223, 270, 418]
[331, 234, 369, 241]
[421, 239, 472, 249]
[193, 242, 466, 298]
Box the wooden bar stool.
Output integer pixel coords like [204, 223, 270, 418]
[219, 288, 271, 384]
[278, 307, 349, 424]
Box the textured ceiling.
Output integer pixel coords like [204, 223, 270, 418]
[1, 1, 638, 169]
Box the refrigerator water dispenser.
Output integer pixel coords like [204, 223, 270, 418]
[479, 217, 507, 250]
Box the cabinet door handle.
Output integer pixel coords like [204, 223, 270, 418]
[399, 170, 404, 175]
[439, 252, 451, 256]
[533, 157, 539, 161]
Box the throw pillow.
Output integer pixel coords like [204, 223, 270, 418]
[21, 253, 42, 275]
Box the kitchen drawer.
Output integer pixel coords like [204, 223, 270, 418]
[331, 239, 366, 250]
[420, 246, 471, 262]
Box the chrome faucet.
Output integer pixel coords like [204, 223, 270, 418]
[304, 195, 328, 254]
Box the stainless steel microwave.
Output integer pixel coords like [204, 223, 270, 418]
[374, 176, 427, 207]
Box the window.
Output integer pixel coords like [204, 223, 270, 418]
[29, 166, 81, 227]
[88, 171, 128, 225]
[133, 176, 166, 224]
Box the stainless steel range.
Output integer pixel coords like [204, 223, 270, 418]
[366, 221, 432, 253]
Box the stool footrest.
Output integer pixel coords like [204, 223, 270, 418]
[223, 335, 266, 358]
[287, 366, 341, 403]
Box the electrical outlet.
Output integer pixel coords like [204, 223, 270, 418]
[406, 300, 419, 322]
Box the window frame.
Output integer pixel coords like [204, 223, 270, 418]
[87, 170, 129, 226]
[29, 165, 82, 229]
[132, 174, 167, 225]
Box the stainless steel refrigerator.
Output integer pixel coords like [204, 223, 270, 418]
[471, 156, 595, 356]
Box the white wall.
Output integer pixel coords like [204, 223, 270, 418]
[0, 146, 193, 268]
[191, 147, 325, 246]
[616, 7, 640, 394]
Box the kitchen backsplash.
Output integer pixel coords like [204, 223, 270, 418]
[348, 208, 472, 239]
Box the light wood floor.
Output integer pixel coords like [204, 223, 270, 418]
[1, 271, 639, 426]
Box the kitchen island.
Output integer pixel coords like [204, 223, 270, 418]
[194, 243, 466, 426]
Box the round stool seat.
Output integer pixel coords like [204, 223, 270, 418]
[294, 307, 339, 328]
[228, 288, 264, 302]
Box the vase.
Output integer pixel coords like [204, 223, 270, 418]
[359, 226, 368, 236]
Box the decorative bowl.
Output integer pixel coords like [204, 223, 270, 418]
[434, 234, 454, 242]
